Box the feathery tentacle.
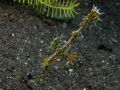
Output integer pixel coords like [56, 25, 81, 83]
[14, 0, 80, 19]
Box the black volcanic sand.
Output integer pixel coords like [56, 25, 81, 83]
[0, 0, 120, 90]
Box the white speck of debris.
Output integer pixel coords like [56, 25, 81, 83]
[24, 62, 27, 65]
[9, 76, 12, 79]
[39, 49, 42, 52]
[13, 69, 16, 72]
[7, 76, 12, 79]
[68, 69, 74, 75]
[12, 33, 15, 37]
[69, 69, 73, 72]
[83, 88, 87, 90]
[102, 60, 105, 63]
[16, 57, 19, 60]
[24, 40, 27, 43]
[57, 58, 60, 61]
[40, 40, 44, 43]
[79, 35, 84, 40]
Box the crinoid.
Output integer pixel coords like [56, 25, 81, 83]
[14, 0, 80, 19]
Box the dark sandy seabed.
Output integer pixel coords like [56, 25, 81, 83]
[0, 0, 120, 90]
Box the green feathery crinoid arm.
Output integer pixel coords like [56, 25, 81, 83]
[41, 0, 80, 19]
[13, 0, 80, 19]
